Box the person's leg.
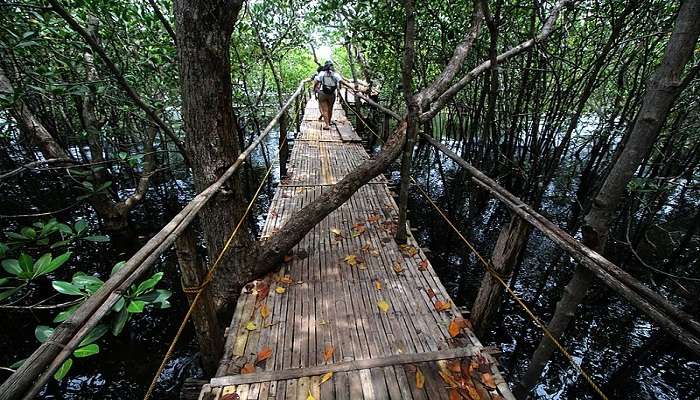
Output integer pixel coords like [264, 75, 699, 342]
[328, 94, 336, 124]
[318, 93, 331, 129]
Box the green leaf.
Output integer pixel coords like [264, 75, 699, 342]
[2, 259, 22, 276]
[57, 223, 73, 235]
[20, 227, 36, 240]
[110, 261, 126, 277]
[0, 277, 10, 286]
[35, 325, 55, 343]
[72, 274, 103, 291]
[50, 240, 72, 249]
[0, 242, 8, 257]
[32, 253, 52, 277]
[79, 325, 108, 347]
[135, 272, 163, 295]
[40, 251, 71, 276]
[73, 343, 99, 358]
[82, 235, 110, 243]
[53, 303, 80, 323]
[53, 358, 73, 381]
[126, 300, 146, 313]
[111, 307, 129, 335]
[9, 358, 26, 369]
[0, 286, 21, 301]
[5, 232, 28, 241]
[74, 219, 88, 234]
[52, 281, 84, 296]
[18, 253, 33, 276]
[112, 296, 125, 312]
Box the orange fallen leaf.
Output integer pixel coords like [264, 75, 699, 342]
[256, 347, 273, 363]
[323, 344, 334, 362]
[256, 282, 270, 302]
[241, 363, 255, 374]
[377, 299, 390, 313]
[415, 368, 425, 389]
[418, 259, 428, 270]
[399, 244, 418, 257]
[448, 318, 462, 337]
[374, 279, 382, 291]
[260, 304, 270, 319]
[448, 389, 460, 400]
[277, 275, 295, 284]
[434, 300, 452, 312]
[352, 223, 366, 237]
[320, 371, 334, 384]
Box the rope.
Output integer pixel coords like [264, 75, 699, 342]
[143, 136, 284, 400]
[411, 179, 608, 400]
[345, 94, 608, 399]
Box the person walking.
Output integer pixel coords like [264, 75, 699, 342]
[313, 60, 343, 130]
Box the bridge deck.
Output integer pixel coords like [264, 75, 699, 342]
[198, 99, 514, 400]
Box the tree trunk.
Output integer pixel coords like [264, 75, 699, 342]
[515, 2, 700, 396]
[471, 215, 529, 336]
[173, 0, 253, 306]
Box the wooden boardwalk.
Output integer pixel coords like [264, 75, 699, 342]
[197, 98, 514, 400]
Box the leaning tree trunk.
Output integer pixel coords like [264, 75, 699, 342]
[515, 1, 700, 396]
[173, 0, 253, 306]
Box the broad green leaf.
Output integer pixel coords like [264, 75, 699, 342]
[110, 261, 126, 277]
[135, 272, 163, 295]
[9, 358, 25, 369]
[74, 219, 88, 234]
[79, 325, 108, 347]
[0, 277, 10, 286]
[18, 253, 33, 276]
[73, 343, 99, 358]
[53, 303, 80, 323]
[2, 259, 22, 276]
[112, 307, 129, 335]
[52, 281, 84, 296]
[112, 296, 125, 312]
[53, 358, 73, 381]
[72, 274, 103, 289]
[40, 251, 71, 276]
[127, 300, 146, 313]
[32, 253, 52, 277]
[35, 325, 55, 343]
[5, 232, 28, 241]
[20, 227, 36, 240]
[0, 242, 8, 257]
[0, 286, 21, 301]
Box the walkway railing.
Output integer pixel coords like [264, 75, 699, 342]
[0, 80, 311, 400]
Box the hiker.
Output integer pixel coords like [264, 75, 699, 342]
[314, 60, 343, 130]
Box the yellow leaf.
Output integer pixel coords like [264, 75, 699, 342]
[374, 279, 382, 291]
[320, 371, 334, 384]
[260, 304, 270, 319]
[275, 286, 286, 294]
[344, 254, 357, 266]
[377, 299, 390, 313]
[306, 389, 315, 400]
[277, 275, 294, 284]
[415, 368, 425, 389]
[393, 261, 404, 274]
[245, 321, 257, 331]
[330, 228, 342, 236]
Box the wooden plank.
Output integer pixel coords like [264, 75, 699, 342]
[210, 347, 479, 387]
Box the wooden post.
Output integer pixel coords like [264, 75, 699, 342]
[175, 226, 223, 376]
[470, 215, 529, 336]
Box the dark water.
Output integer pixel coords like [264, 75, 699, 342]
[2, 108, 698, 399]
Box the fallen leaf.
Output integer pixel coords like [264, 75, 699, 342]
[434, 300, 452, 312]
[377, 299, 390, 313]
[320, 371, 334, 384]
[351, 223, 366, 237]
[256, 347, 273, 363]
[399, 244, 418, 257]
[275, 286, 286, 294]
[448, 318, 462, 338]
[256, 282, 270, 303]
[370, 249, 380, 257]
[448, 389, 460, 400]
[426, 288, 436, 298]
[361, 242, 372, 252]
[260, 304, 270, 319]
[306, 389, 315, 400]
[330, 228, 343, 237]
[344, 254, 357, 266]
[241, 363, 255, 374]
[415, 368, 425, 389]
[418, 259, 428, 270]
[323, 344, 334, 362]
[277, 275, 295, 284]
[367, 214, 381, 223]
[393, 261, 405, 274]
[374, 279, 382, 290]
[245, 321, 257, 331]
[221, 394, 240, 400]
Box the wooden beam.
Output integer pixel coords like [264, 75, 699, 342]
[209, 346, 480, 387]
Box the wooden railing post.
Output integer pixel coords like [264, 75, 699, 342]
[175, 225, 223, 376]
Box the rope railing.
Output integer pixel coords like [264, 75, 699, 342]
[0, 79, 311, 400]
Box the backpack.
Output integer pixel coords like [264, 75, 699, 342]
[320, 71, 337, 95]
